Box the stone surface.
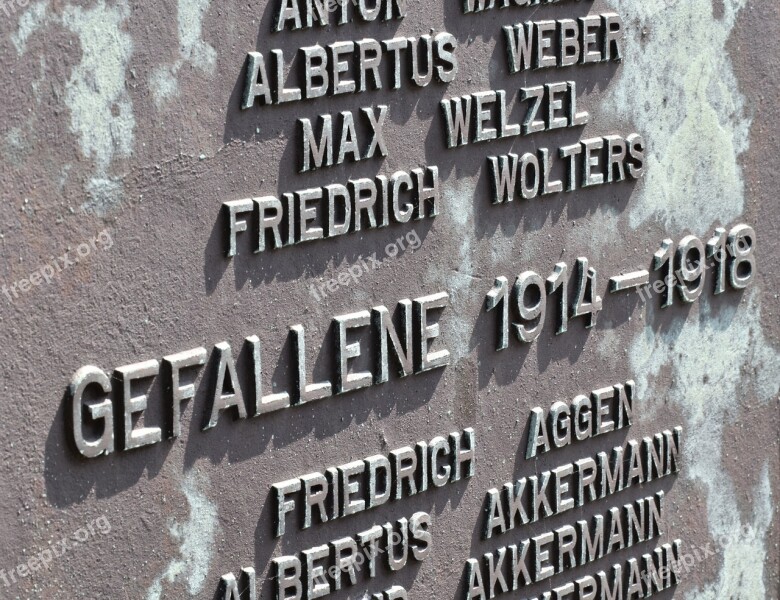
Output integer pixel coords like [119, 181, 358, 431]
[0, 1, 777, 598]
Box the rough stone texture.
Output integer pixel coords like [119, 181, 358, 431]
[0, 0, 777, 598]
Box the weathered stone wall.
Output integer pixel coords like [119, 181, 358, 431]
[0, 1, 777, 598]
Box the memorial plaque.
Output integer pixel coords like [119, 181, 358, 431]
[0, 0, 778, 598]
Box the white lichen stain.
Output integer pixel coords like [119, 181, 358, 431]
[601, 0, 778, 595]
[11, 1, 47, 54]
[151, 0, 216, 107]
[630, 295, 778, 599]
[435, 175, 478, 361]
[12, 1, 135, 214]
[64, 1, 134, 214]
[145, 471, 218, 599]
[702, 465, 773, 600]
[604, 0, 751, 230]
[4, 127, 27, 166]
